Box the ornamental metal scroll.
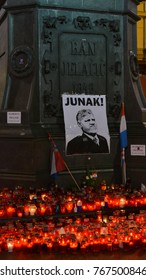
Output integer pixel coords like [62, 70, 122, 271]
[9, 46, 34, 78]
[129, 50, 139, 81]
[73, 16, 92, 30]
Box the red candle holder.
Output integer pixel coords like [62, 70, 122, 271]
[46, 239, 53, 251]
[6, 205, 16, 217]
[0, 207, 5, 217]
[65, 201, 74, 213]
[24, 204, 30, 216]
[3, 188, 13, 199]
[112, 237, 119, 251]
[69, 239, 78, 250]
[94, 198, 101, 210]
[17, 206, 23, 218]
[37, 204, 46, 216]
[46, 204, 53, 215]
[86, 200, 96, 211]
[58, 234, 68, 252]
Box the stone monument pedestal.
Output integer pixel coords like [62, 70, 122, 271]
[0, 0, 145, 188]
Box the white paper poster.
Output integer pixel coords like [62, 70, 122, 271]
[130, 145, 146, 156]
[62, 94, 110, 155]
[7, 112, 21, 124]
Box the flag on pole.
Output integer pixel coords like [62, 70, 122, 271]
[50, 145, 66, 177]
[48, 133, 81, 189]
[120, 102, 128, 149]
[120, 103, 128, 185]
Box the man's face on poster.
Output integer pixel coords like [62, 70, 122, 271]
[78, 112, 97, 134]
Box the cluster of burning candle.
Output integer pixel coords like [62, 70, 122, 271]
[1, 210, 146, 253]
[0, 183, 145, 253]
[0, 183, 145, 219]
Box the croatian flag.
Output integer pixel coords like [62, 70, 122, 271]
[51, 145, 66, 177]
[120, 103, 128, 149]
[120, 103, 128, 184]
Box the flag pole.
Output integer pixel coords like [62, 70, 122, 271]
[120, 102, 128, 186]
[48, 133, 81, 191]
[63, 161, 81, 191]
[121, 147, 126, 185]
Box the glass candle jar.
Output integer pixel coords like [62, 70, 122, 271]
[29, 204, 37, 216]
[7, 239, 14, 253]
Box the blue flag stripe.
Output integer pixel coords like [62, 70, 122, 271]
[120, 130, 128, 149]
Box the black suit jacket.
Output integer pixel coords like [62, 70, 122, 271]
[67, 133, 109, 154]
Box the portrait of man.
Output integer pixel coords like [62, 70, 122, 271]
[66, 109, 109, 154]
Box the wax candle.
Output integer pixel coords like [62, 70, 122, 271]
[7, 239, 14, 253]
[77, 199, 82, 213]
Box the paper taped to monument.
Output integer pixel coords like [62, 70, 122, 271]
[62, 94, 110, 155]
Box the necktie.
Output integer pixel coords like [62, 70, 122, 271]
[93, 135, 99, 145]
